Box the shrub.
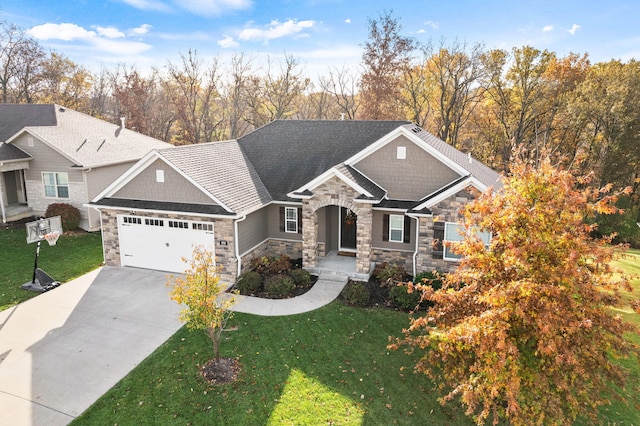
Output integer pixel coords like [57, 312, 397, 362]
[389, 284, 422, 311]
[289, 268, 311, 286]
[250, 255, 292, 277]
[44, 203, 81, 232]
[235, 271, 263, 295]
[413, 271, 444, 291]
[373, 262, 408, 287]
[340, 281, 370, 306]
[264, 274, 295, 298]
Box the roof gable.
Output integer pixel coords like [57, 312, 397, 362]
[238, 120, 410, 201]
[3, 104, 171, 168]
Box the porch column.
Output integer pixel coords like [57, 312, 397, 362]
[302, 200, 318, 268]
[355, 204, 373, 274]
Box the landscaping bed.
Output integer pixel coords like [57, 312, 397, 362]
[231, 255, 317, 299]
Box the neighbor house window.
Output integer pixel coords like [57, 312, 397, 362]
[285, 207, 298, 233]
[43, 172, 69, 198]
[389, 214, 404, 242]
[443, 222, 491, 261]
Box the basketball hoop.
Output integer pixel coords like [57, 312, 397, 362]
[44, 231, 61, 246]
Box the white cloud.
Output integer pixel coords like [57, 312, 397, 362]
[176, 0, 252, 16]
[542, 25, 554, 32]
[27, 23, 96, 41]
[218, 35, 239, 48]
[96, 26, 125, 39]
[424, 20, 439, 30]
[568, 24, 581, 35]
[239, 19, 316, 42]
[129, 24, 152, 36]
[92, 38, 153, 55]
[345, 18, 351, 24]
[118, 0, 171, 12]
[417, 29, 426, 34]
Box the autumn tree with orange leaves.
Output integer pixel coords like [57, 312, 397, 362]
[390, 152, 639, 425]
[168, 246, 235, 363]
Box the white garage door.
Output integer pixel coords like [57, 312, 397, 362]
[117, 215, 215, 273]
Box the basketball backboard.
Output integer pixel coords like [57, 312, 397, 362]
[26, 216, 63, 244]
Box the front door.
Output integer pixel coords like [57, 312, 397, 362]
[340, 207, 357, 251]
[4, 171, 18, 204]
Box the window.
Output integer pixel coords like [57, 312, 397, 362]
[43, 172, 69, 198]
[443, 222, 491, 261]
[285, 207, 298, 233]
[389, 215, 404, 242]
[397, 146, 406, 159]
[156, 170, 165, 183]
[382, 214, 411, 244]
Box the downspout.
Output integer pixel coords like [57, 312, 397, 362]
[234, 215, 247, 278]
[407, 213, 420, 278]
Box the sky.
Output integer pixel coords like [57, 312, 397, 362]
[1, 0, 639, 80]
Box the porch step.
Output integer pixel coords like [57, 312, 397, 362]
[318, 271, 350, 283]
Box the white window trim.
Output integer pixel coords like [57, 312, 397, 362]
[389, 214, 404, 243]
[443, 222, 491, 262]
[156, 169, 165, 183]
[42, 172, 69, 199]
[285, 206, 298, 233]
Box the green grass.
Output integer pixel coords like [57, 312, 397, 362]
[0, 228, 104, 311]
[72, 248, 640, 425]
[73, 304, 472, 425]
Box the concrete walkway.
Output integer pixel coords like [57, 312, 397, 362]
[231, 273, 349, 316]
[0, 266, 348, 425]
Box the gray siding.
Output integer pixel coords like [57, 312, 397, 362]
[113, 158, 215, 205]
[13, 134, 81, 182]
[354, 134, 459, 200]
[371, 210, 416, 251]
[266, 203, 302, 241]
[238, 208, 268, 254]
[86, 162, 134, 199]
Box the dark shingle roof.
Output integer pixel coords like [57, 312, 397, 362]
[238, 120, 410, 201]
[91, 198, 234, 216]
[0, 142, 31, 162]
[0, 104, 57, 142]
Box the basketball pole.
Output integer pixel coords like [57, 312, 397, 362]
[31, 240, 41, 284]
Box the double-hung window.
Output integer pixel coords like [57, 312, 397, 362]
[443, 222, 491, 261]
[389, 214, 404, 243]
[43, 172, 69, 198]
[285, 207, 298, 233]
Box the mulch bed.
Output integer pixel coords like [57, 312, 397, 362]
[200, 357, 241, 385]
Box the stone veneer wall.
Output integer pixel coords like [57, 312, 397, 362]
[370, 248, 414, 274]
[238, 239, 303, 281]
[100, 209, 237, 284]
[415, 190, 475, 274]
[302, 176, 373, 274]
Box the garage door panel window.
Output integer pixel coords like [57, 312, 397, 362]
[123, 216, 142, 225]
[192, 222, 214, 231]
[169, 220, 189, 229]
[145, 218, 164, 226]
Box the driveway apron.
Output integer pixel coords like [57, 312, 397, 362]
[0, 266, 182, 425]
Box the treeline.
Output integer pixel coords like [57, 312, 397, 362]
[1, 14, 638, 238]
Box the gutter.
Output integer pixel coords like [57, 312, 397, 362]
[234, 215, 247, 278]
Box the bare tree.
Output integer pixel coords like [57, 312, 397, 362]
[165, 50, 223, 145]
[424, 40, 485, 148]
[319, 65, 361, 119]
[244, 54, 310, 128]
[221, 52, 254, 139]
[0, 22, 34, 102]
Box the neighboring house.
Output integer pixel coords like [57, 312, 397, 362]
[0, 104, 172, 230]
[90, 120, 501, 284]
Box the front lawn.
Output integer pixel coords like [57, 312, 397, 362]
[72, 248, 640, 425]
[0, 228, 104, 311]
[73, 303, 472, 425]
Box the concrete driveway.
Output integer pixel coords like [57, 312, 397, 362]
[0, 266, 182, 425]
